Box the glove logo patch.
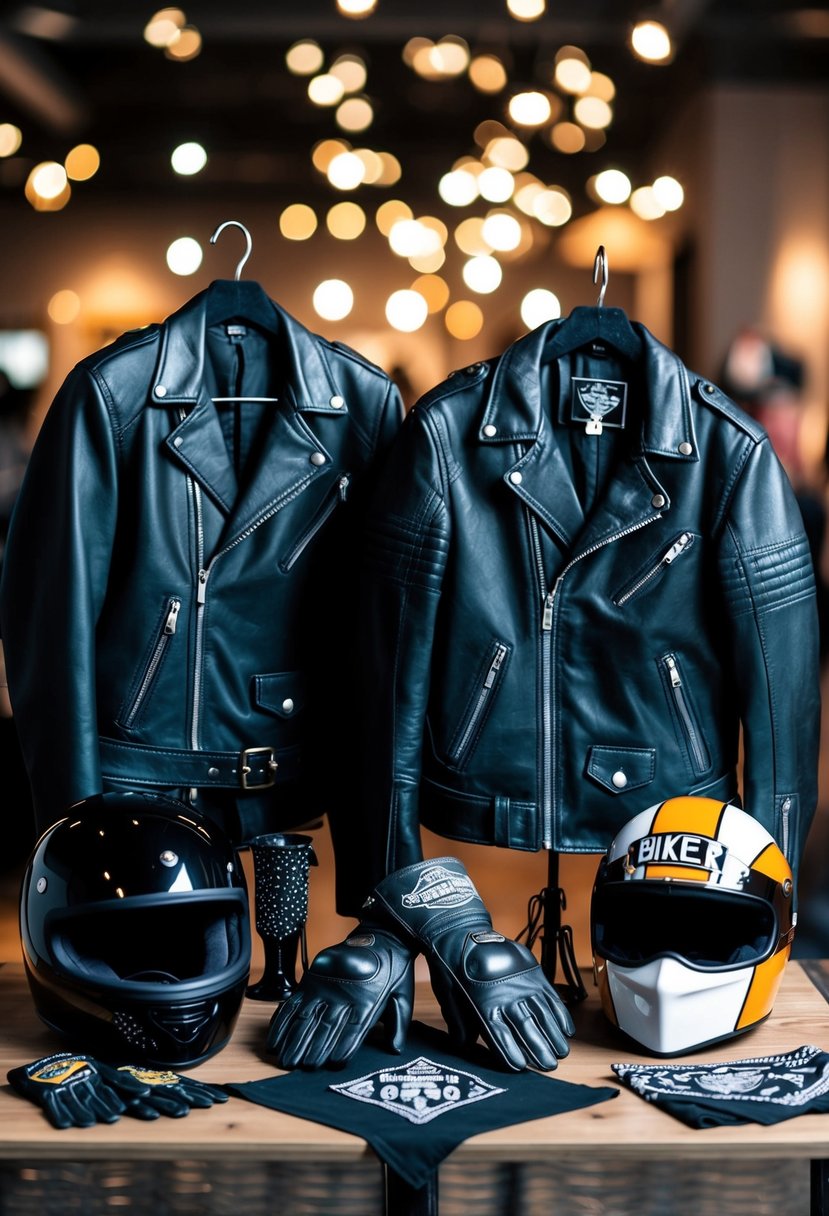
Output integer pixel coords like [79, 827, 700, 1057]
[401, 865, 477, 910]
[329, 1056, 506, 1124]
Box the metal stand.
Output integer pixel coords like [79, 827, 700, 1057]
[519, 851, 587, 1002]
[811, 1159, 829, 1216]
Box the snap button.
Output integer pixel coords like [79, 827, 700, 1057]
[612, 770, 628, 789]
[282, 698, 294, 714]
[678, 441, 693, 455]
[704, 383, 715, 395]
[207, 766, 220, 778]
[154, 384, 167, 398]
[173, 436, 183, 448]
[651, 493, 666, 508]
[483, 424, 497, 437]
[509, 470, 523, 485]
[310, 452, 326, 466]
[466, 362, 482, 374]
[330, 395, 344, 409]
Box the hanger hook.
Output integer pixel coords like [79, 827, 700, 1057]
[593, 245, 608, 308]
[209, 220, 253, 281]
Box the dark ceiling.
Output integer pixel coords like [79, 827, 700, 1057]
[0, 0, 827, 212]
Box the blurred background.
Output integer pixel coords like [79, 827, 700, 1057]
[0, 0, 828, 973]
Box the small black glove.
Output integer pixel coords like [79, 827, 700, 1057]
[115, 1066, 230, 1120]
[266, 921, 415, 1069]
[368, 857, 575, 1072]
[7, 1052, 151, 1129]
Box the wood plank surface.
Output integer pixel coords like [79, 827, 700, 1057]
[1, 961, 828, 1165]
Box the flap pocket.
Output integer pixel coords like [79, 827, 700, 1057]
[253, 672, 306, 718]
[586, 745, 656, 794]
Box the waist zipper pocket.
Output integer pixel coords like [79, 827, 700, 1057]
[122, 598, 181, 728]
[448, 642, 509, 767]
[279, 475, 349, 572]
[615, 532, 694, 606]
[661, 652, 711, 775]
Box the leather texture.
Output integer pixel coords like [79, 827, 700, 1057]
[265, 922, 415, 1069]
[0, 282, 403, 842]
[369, 856, 574, 1072]
[356, 321, 820, 907]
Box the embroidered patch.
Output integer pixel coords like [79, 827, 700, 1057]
[401, 864, 477, 910]
[570, 377, 628, 431]
[613, 1045, 829, 1108]
[330, 1056, 506, 1124]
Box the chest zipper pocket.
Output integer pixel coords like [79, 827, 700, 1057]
[121, 597, 181, 729]
[614, 532, 695, 607]
[661, 652, 711, 776]
[447, 642, 510, 768]
[279, 475, 350, 573]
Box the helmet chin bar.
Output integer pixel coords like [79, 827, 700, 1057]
[606, 956, 757, 1056]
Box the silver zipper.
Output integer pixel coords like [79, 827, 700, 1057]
[280, 475, 350, 572]
[123, 597, 180, 728]
[540, 512, 662, 845]
[450, 643, 508, 763]
[781, 796, 792, 858]
[663, 653, 709, 774]
[615, 532, 692, 606]
[527, 514, 553, 846]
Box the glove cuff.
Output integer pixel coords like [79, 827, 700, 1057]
[369, 857, 490, 944]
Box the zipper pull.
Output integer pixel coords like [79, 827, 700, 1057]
[665, 655, 681, 687]
[484, 644, 507, 688]
[542, 593, 555, 631]
[164, 599, 181, 634]
[663, 533, 691, 565]
[196, 569, 208, 605]
[338, 475, 350, 502]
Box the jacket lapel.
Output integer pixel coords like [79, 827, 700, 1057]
[155, 284, 347, 546]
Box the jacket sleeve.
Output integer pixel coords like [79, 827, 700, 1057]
[340, 407, 449, 913]
[717, 435, 820, 880]
[0, 365, 119, 830]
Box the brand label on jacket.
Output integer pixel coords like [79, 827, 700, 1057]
[571, 377, 628, 433]
[401, 864, 477, 910]
[330, 1056, 506, 1124]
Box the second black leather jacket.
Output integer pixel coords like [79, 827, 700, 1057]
[355, 320, 819, 909]
[0, 282, 402, 840]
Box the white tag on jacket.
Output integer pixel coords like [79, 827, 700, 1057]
[571, 377, 628, 434]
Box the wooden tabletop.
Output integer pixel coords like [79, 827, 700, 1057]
[1, 960, 828, 1164]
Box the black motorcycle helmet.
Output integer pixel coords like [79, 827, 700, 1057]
[20, 791, 251, 1068]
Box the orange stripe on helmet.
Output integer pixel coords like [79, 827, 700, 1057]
[650, 796, 726, 838]
[749, 840, 792, 886]
[736, 944, 790, 1030]
[644, 864, 709, 882]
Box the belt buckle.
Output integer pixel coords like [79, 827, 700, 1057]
[239, 746, 278, 790]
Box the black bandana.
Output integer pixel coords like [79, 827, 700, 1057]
[225, 1021, 617, 1188]
[613, 1044, 829, 1128]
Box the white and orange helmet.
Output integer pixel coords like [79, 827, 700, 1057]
[591, 796, 795, 1056]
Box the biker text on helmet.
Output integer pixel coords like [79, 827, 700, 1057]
[631, 832, 727, 871]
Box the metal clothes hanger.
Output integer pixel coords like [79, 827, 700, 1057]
[206, 219, 280, 404]
[543, 243, 641, 363]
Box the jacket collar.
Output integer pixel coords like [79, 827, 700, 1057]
[480, 317, 694, 554]
[478, 316, 697, 461]
[152, 284, 346, 542]
[149, 281, 347, 416]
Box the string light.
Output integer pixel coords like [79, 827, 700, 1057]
[312, 279, 354, 321]
[385, 289, 428, 332]
[439, 168, 479, 207]
[48, 289, 81, 325]
[166, 236, 203, 275]
[508, 91, 552, 127]
[308, 74, 346, 106]
[462, 255, 502, 294]
[630, 20, 673, 63]
[554, 47, 592, 94]
[286, 41, 324, 75]
[326, 201, 366, 239]
[171, 142, 206, 175]
[468, 55, 507, 93]
[521, 288, 561, 329]
[337, 0, 378, 16]
[445, 300, 483, 339]
[65, 144, 100, 181]
[336, 97, 374, 132]
[652, 175, 684, 210]
[0, 124, 22, 156]
[279, 203, 318, 240]
[506, 0, 546, 20]
[592, 168, 632, 204]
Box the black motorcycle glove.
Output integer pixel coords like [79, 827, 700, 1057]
[368, 857, 575, 1072]
[115, 1066, 230, 1120]
[266, 921, 415, 1069]
[7, 1052, 151, 1129]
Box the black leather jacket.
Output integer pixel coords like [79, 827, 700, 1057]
[0, 283, 402, 839]
[355, 320, 819, 908]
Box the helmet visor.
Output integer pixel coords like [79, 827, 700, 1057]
[593, 882, 778, 971]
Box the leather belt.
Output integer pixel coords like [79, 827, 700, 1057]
[99, 736, 298, 791]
